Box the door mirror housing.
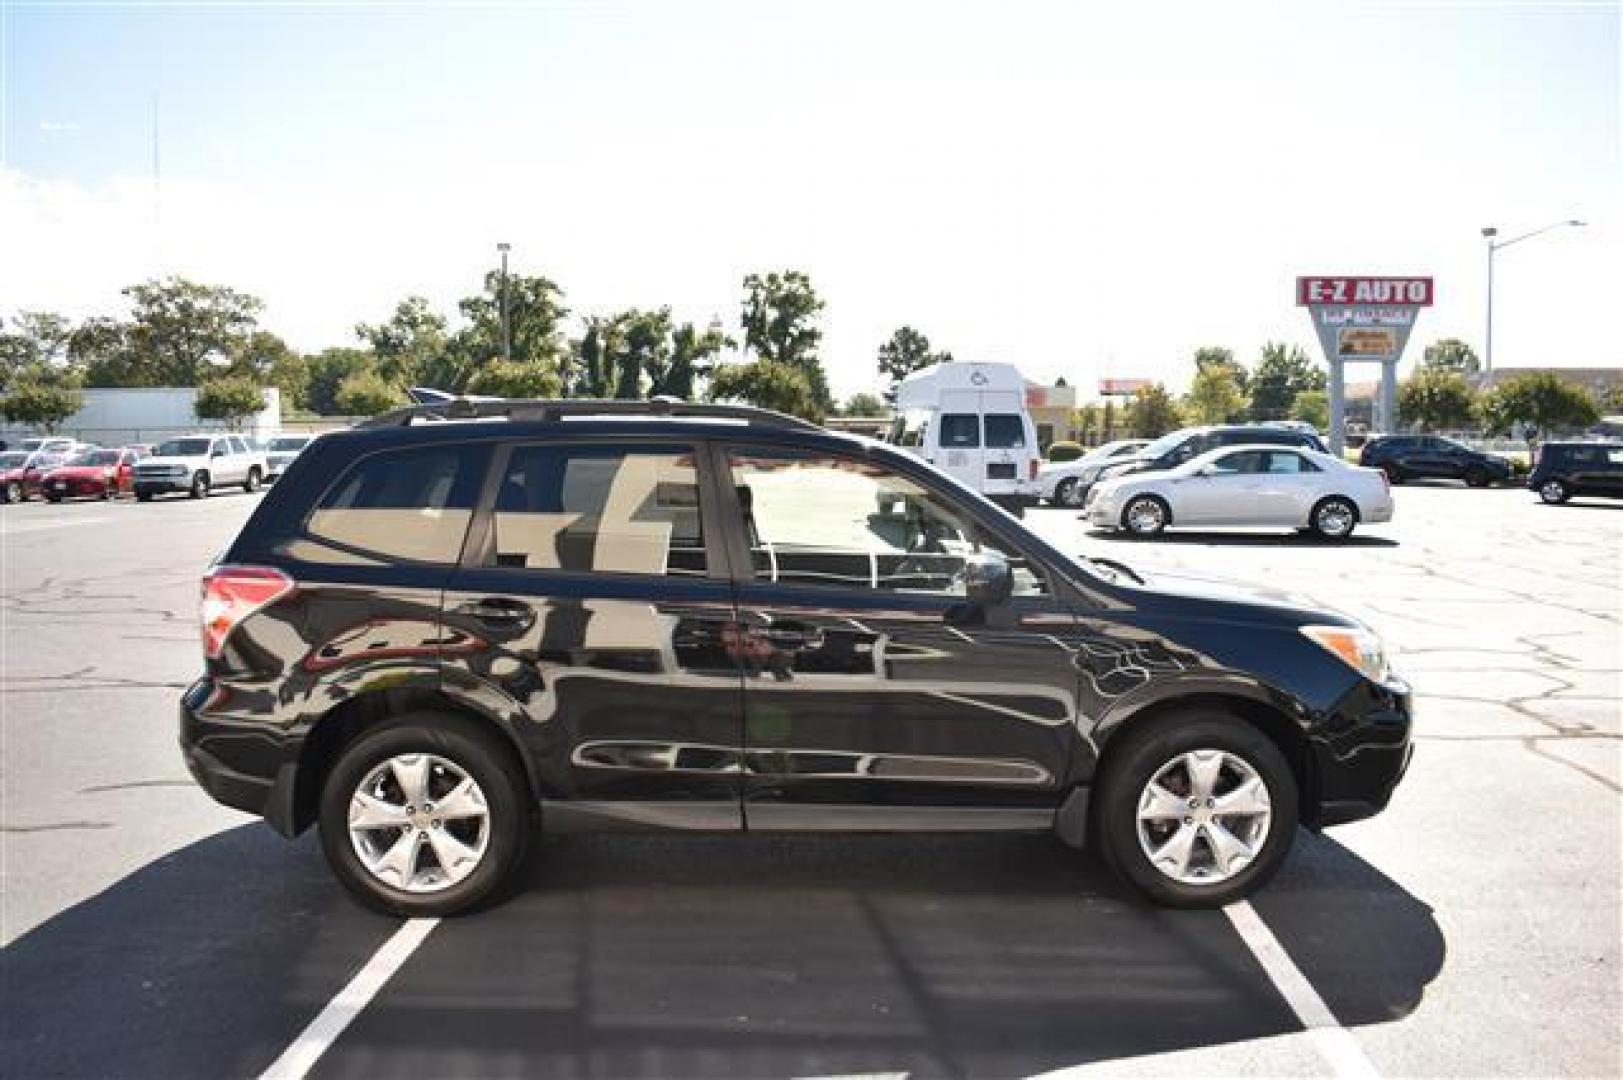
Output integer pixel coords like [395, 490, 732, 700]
[1195, 464, 1216, 477]
[961, 551, 1013, 608]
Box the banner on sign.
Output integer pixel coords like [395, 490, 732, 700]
[1297, 277, 1434, 307]
[1337, 327, 1399, 359]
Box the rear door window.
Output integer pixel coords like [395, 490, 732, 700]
[487, 444, 707, 577]
[297, 443, 487, 565]
[984, 414, 1026, 448]
[938, 414, 980, 448]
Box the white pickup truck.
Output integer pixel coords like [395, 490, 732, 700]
[133, 433, 268, 501]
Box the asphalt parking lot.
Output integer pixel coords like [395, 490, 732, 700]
[2, 483, 1618, 1078]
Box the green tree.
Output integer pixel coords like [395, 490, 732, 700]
[335, 369, 402, 416]
[1421, 338, 1480, 375]
[1184, 363, 1247, 424]
[606, 308, 674, 399]
[649, 321, 727, 400]
[70, 317, 140, 388]
[1, 312, 73, 389]
[454, 271, 569, 389]
[841, 392, 888, 417]
[570, 319, 616, 397]
[357, 296, 449, 388]
[1250, 341, 1325, 420]
[741, 271, 831, 412]
[1194, 346, 1250, 398]
[305, 348, 376, 415]
[193, 377, 267, 429]
[121, 277, 264, 386]
[1072, 403, 1101, 445]
[1131, 383, 1181, 437]
[876, 326, 952, 401]
[1290, 389, 1330, 431]
[1, 369, 83, 432]
[465, 360, 561, 399]
[1398, 370, 1476, 432]
[1477, 371, 1599, 444]
[708, 360, 822, 422]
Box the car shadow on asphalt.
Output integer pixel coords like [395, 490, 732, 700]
[0, 825, 1444, 1079]
[1086, 529, 1401, 548]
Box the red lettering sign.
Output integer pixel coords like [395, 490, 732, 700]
[1296, 277, 1433, 307]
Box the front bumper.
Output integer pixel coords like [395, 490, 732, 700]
[135, 475, 191, 494]
[44, 477, 109, 498]
[1310, 679, 1414, 827]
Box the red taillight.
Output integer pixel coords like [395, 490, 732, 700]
[200, 565, 295, 659]
[1029, 458, 1039, 480]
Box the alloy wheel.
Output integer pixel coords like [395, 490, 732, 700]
[1058, 478, 1084, 507]
[1135, 749, 1272, 886]
[1540, 480, 1568, 504]
[1314, 499, 1355, 538]
[1124, 497, 1166, 535]
[347, 753, 491, 894]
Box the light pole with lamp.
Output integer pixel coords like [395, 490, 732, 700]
[1481, 220, 1584, 373]
[497, 242, 512, 364]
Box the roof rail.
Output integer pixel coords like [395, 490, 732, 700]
[354, 397, 823, 432]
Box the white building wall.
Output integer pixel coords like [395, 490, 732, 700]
[0, 387, 282, 447]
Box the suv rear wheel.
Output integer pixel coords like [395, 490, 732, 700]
[243, 467, 261, 493]
[318, 713, 530, 916]
[1539, 478, 1570, 504]
[189, 471, 210, 499]
[1464, 466, 1491, 488]
[1095, 712, 1297, 908]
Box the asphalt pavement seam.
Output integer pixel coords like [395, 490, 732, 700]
[256, 916, 441, 1080]
[1224, 900, 1380, 1080]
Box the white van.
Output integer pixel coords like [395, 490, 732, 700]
[887, 362, 1042, 513]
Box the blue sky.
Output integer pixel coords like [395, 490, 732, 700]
[3, 0, 1618, 396]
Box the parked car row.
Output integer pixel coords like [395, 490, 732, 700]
[0, 432, 320, 504]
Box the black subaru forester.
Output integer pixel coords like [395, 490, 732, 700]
[181, 399, 1412, 915]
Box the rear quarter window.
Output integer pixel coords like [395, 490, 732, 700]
[939, 414, 980, 448]
[984, 414, 1026, 448]
[289, 443, 488, 565]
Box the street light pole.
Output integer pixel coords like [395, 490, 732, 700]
[497, 242, 512, 364]
[1479, 220, 1584, 374]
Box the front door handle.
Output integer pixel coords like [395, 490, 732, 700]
[454, 598, 535, 628]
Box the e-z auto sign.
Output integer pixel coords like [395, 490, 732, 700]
[1296, 276, 1434, 306]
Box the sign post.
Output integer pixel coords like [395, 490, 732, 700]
[1297, 276, 1433, 454]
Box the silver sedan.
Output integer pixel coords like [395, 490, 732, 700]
[1085, 444, 1394, 540]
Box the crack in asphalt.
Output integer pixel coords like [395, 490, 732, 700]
[1521, 738, 1623, 795]
[77, 779, 194, 794]
[0, 821, 114, 833]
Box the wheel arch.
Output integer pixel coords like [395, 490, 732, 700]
[1092, 690, 1321, 826]
[290, 684, 540, 836]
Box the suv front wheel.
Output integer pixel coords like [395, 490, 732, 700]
[318, 713, 531, 916]
[1095, 712, 1298, 908]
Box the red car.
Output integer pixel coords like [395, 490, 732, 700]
[41, 447, 142, 502]
[0, 449, 68, 504]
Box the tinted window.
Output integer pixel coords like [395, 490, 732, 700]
[939, 414, 979, 448]
[488, 445, 705, 577]
[1265, 451, 1317, 473]
[301, 444, 484, 564]
[1208, 450, 1268, 474]
[229, 437, 250, 454]
[270, 436, 311, 451]
[728, 448, 1046, 596]
[156, 437, 213, 456]
[984, 414, 1026, 448]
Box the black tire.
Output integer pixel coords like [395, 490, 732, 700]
[1309, 496, 1358, 541]
[243, 467, 261, 493]
[1055, 478, 1083, 507]
[318, 712, 531, 917]
[1095, 711, 1298, 908]
[1463, 466, 1491, 489]
[46, 492, 62, 503]
[189, 471, 210, 499]
[1121, 494, 1170, 536]
[1538, 479, 1570, 505]
[136, 491, 153, 502]
[1382, 464, 1404, 484]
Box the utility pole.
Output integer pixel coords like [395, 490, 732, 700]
[497, 242, 512, 363]
[1480, 220, 1584, 374]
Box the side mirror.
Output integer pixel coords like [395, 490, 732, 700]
[961, 551, 1013, 608]
[1195, 464, 1216, 477]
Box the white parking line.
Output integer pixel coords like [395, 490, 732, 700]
[258, 917, 439, 1080]
[1225, 900, 1380, 1079]
[0, 516, 112, 536]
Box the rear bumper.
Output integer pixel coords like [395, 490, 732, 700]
[179, 678, 300, 836]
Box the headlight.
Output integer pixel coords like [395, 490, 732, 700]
[1301, 625, 1394, 684]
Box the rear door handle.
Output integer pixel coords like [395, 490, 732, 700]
[454, 598, 535, 627]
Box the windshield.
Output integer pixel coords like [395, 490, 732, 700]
[85, 450, 122, 465]
[156, 438, 214, 457]
[1137, 430, 1190, 459]
[269, 436, 310, 451]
